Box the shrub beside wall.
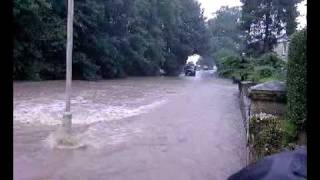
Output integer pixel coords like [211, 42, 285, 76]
[248, 113, 284, 162]
[284, 28, 307, 143]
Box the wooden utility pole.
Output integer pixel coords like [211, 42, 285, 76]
[62, 0, 74, 133]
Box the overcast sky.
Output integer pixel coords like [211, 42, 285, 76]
[187, 0, 306, 63]
[197, 0, 307, 29]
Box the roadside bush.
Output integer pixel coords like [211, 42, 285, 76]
[258, 66, 274, 78]
[216, 52, 286, 83]
[249, 113, 284, 162]
[218, 55, 254, 80]
[214, 49, 238, 69]
[217, 55, 241, 78]
[284, 28, 307, 143]
[273, 66, 287, 82]
[257, 52, 286, 69]
[246, 53, 286, 83]
[248, 65, 275, 82]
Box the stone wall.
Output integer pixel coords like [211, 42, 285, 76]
[238, 81, 257, 164]
[250, 101, 285, 116]
[238, 80, 286, 164]
[248, 81, 286, 116]
[238, 81, 257, 131]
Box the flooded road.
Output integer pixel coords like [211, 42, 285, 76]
[14, 71, 246, 180]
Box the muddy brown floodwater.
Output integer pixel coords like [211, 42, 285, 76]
[14, 70, 246, 180]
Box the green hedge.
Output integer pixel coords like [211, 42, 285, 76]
[284, 28, 307, 143]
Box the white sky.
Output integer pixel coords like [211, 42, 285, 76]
[187, 54, 201, 64]
[197, 0, 307, 29]
[197, 0, 242, 19]
[296, 0, 307, 29]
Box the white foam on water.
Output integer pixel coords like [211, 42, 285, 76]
[44, 122, 143, 149]
[82, 124, 143, 149]
[14, 98, 166, 126]
[45, 130, 87, 149]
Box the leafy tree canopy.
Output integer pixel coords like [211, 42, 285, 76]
[14, 0, 210, 80]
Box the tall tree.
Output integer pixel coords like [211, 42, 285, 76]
[13, 0, 210, 80]
[13, 0, 66, 80]
[241, 0, 302, 56]
[207, 6, 244, 62]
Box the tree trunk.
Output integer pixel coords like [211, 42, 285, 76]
[263, 2, 272, 53]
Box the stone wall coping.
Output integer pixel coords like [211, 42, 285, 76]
[248, 81, 286, 102]
[238, 81, 257, 94]
[250, 80, 286, 92]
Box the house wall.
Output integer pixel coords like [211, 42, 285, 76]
[273, 41, 290, 61]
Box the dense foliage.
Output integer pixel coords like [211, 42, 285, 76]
[284, 28, 306, 143]
[248, 53, 287, 83]
[206, 6, 286, 83]
[249, 114, 284, 162]
[216, 52, 286, 83]
[14, 0, 210, 80]
[240, 0, 302, 56]
[207, 6, 244, 67]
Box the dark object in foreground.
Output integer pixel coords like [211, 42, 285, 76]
[228, 146, 306, 180]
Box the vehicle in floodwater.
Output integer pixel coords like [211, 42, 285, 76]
[184, 63, 196, 76]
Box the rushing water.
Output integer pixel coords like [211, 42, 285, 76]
[14, 77, 191, 125]
[14, 71, 246, 180]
